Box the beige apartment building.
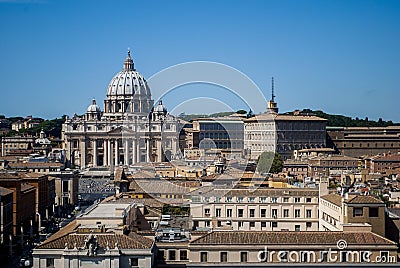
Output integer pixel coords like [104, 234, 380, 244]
[190, 188, 319, 232]
[319, 193, 386, 237]
[244, 101, 327, 161]
[1, 136, 35, 157]
[283, 154, 360, 179]
[327, 126, 400, 158]
[308, 155, 360, 177]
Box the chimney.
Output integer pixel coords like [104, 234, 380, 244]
[319, 177, 329, 197]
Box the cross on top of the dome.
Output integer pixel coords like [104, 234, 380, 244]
[123, 49, 135, 71]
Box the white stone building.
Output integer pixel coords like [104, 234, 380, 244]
[190, 187, 320, 232]
[62, 51, 180, 169]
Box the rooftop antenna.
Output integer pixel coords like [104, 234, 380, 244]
[271, 77, 275, 102]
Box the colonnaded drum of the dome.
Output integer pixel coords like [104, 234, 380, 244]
[62, 50, 181, 170]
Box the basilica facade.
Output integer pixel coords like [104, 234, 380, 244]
[62, 51, 180, 169]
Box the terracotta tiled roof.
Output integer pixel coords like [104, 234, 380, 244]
[9, 162, 64, 168]
[40, 219, 79, 245]
[36, 232, 153, 250]
[114, 167, 128, 182]
[298, 148, 336, 153]
[190, 231, 395, 246]
[246, 113, 326, 122]
[0, 156, 22, 161]
[371, 154, 400, 162]
[201, 188, 319, 198]
[107, 196, 164, 208]
[0, 186, 13, 196]
[345, 195, 384, 204]
[20, 183, 35, 192]
[129, 179, 192, 194]
[321, 193, 342, 206]
[322, 193, 384, 206]
[0, 172, 20, 180]
[130, 170, 156, 179]
[310, 155, 359, 161]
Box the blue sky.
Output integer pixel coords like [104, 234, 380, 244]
[0, 0, 399, 121]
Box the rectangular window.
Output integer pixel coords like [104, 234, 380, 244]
[220, 252, 228, 262]
[260, 197, 267, 203]
[249, 209, 255, 217]
[169, 250, 176, 260]
[295, 225, 300, 231]
[369, 207, 379, 217]
[238, 209, 244, 217]
[238, 221, 244, 228]
[271, 222, 278, 228]
[227, 209, 232, 217]
[62, 180, 69, 193]
[306, 209, 312, 218]
[271, 197, 278, 203]
[294, 197, 300, 203]
[353, 208, 363, 217]
[295, 209, 301, 218]
[306, 222, 312, 228]
[216, 208, 221, 217]
[237, 197, 244, 202]
[250, 221, 255, 228]
[180, 250, 188, 260]
[249, 197, 255, 202]
[226, 197, 232, 202]
[283, 197, 289, 203]
[204, 208, 210, 216]
[240, 252, 248, 262]
[200, 252, 208, 262]
[46, 258, 54, 268]
[261, 221, 267, 228]
[283, 209, 289, 218]
[272, 209, 278, 218]
[260, 209, 266, 217]
[130, 258, 139, 267]
[306, 198, 312, 203]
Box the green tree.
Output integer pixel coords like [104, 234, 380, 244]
[256, 152, 283, 174]
[236, 109, 247, 114]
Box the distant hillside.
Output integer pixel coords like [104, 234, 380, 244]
[177, 109, 399, 127]
[177, 111, 236, 122]
[289, 109, 399, 127]
[0, 115, 66, 138]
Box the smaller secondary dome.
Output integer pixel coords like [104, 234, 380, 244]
[87, 98, 101, 113]
[154, 100, 167, 114]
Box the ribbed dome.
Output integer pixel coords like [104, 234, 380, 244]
[106, 50, 151, 98]
[87, 98, 101, 113]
